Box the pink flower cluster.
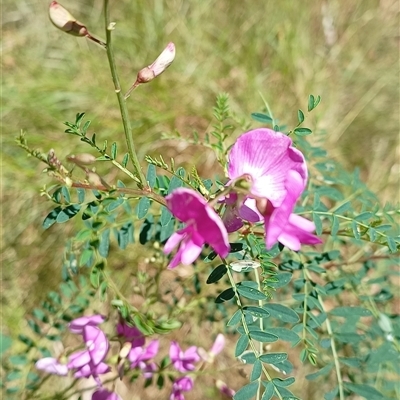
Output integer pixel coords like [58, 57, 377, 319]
[168, 335, 228, 400]
[35, 314, 119, 400]
[164, 128, 322, 268]
[35, 316, 231, 399]
[116, 321, 159, 379]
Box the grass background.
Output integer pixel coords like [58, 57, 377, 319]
[2, 0, 399, 398]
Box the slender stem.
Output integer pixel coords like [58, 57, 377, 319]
[254, 268, 265, 400]
[70, 182, 167, 206]
[318, 297, 345, 400]
[110, 159, 141, 183]
[103, 0, 147, 189]
[226, 267, 283, 400]
[303, 265, 345, 400]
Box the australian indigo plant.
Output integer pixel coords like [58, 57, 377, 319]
[5, 1, 400, 400]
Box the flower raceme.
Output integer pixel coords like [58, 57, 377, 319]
[163, 188, 230, 269]
[225, 128, 321, 250]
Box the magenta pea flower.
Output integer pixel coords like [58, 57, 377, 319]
[164, 188, 230, 269]
[170, 376, 194, 400]
[68, 325, 110, 382]
[116, 321, 145, 348]
[69, 314, 106, 334]
[142, 362, 157, 379]
[266, 210, 322, 251]
[226, 128, 320, 250]
[128, 340, 159, 371]
[169, 341, 200, 373]
[261, 170, 322, 250]
[35, 357, 68, 376]
[92, 388, 122, 400]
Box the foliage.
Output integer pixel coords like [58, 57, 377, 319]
[2, 1, 399, 400]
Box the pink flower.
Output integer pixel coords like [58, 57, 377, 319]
[169, 341, 200, 372]
[198, 334, 225, 363]
[261, 170, 322, 250]
[164, 188, 230, 268]
[116, 321, 145, 347]
[128, 340, 159, 371]
[170, 376, 194, 400]
[69, 314, 106, 334]
[68, 325, 110, 381]
[92, 388, 122, 400]
[142, 362, 157, 379]
[35, 357, 68, 376]
[226, 128, 320, 250]
[265, 210, 322, 251]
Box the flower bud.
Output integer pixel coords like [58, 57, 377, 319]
[67, 153, 96, 165]
[87, 171, 103, 187]
[125, 43, 176, 98]
[216, 380, 235, 397]
[137, 42, 176, 83]
[49, 1, 88, 36]
[119, 342, 132, 360]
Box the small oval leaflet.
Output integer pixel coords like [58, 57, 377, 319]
[259, 352, 288, 364]
[233, 381, 258, 400]
[137, 197, 151, 219]
[263, 303, 300, 323]
[206, 264, 227, 284]
[215, 287, 235, 303]
[249, 330, 278, 343]
[243, 306, 270, 319]
[236, 285, 267, 300]
[235, 334, 249, 357]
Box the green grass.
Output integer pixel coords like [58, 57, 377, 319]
[2, 0, 399, 398]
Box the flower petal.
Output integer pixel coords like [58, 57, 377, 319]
[69, 314, 106, 334]
[35, 357, 69, 376]
[83, 326, 109, 366]
[228, 129, 307, 206]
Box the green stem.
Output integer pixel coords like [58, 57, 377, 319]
[303, 266, 345, 400]
[318, 297, 345, 400]
[70, 182, 167, 206]
[226, 267, 283, 400]
[254, 268, 265, 400]
[104, 0, 147, 189]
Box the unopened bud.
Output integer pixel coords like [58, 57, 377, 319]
[86, 171, 103, 187]
[138, 42, 175, 83]
[119, 342, 132, 360]
[67, 153, 96, 165]
[125, 42, 175, 99]
[49, 1, 88, 36]
[216, 380, 235, 397]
